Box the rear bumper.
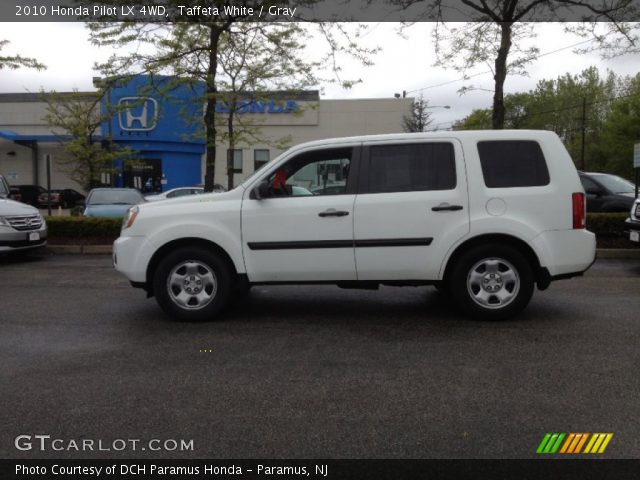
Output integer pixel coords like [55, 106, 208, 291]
[532, 229, 597, 277]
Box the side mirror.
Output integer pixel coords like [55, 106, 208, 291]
[252, 180, 270, 200]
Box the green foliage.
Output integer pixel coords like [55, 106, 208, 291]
[423, 0, 637, 128]
[45, 216, 121, 239]
[87, 4, 376, 190]
[402, 95, 433, 132]
[454, 67, 640, 179]
[587, 212, 629, 238]
[0, 39, 45, 70]
[592, 76, 640, 180]
[42, 88, 135, 190]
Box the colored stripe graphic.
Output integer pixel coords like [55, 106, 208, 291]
[537, 433, 565, 454]
[584, 433, 614, 454]
[538, 433, 613, 454]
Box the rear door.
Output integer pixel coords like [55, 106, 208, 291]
[353, 139, 469, 280]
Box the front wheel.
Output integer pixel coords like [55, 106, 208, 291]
[447, 244, 534, 321]
[153, 247, 232, 322]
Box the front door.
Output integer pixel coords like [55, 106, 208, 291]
[242, 146, 357, 283]
[353, 140, 469, 280]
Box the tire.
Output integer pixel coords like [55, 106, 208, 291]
[447, 244, 534, 321]
[153, 247, 232, 322]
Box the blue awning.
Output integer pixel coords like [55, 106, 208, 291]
[0, 130, 74, 143]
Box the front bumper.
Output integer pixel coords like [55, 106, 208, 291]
[112, 234, 155, 283]
[624, 217, 640, 245]
[0, 225, 48, 252]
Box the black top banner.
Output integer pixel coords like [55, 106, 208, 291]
[3, 459, 640, 480]
[2, 0, 640, 22]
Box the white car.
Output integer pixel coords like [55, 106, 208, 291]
[114, 131, 596, 321]
[144, 187, 205, 202]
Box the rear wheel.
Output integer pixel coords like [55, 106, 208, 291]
[447, 244, 534, 320]
[153, 247, 232, 322]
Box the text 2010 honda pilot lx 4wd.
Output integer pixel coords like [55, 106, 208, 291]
[113, 131, 596, 321]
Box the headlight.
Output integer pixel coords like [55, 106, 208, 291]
[122, 206, 139, 230]
[0, 216, 9, 227]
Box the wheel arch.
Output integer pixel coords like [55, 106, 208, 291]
[441, 234, 547, 289]
[145, 237, 238, 296]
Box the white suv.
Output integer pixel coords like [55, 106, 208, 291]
[113, 130, 596, 321]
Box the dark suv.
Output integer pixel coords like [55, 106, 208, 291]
[579, 172, 636, 213]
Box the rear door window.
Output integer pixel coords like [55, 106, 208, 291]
[477, 140, 550, 188]
[367, 142, 456, 193]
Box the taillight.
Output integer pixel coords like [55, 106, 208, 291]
[572, 192, 586, 229]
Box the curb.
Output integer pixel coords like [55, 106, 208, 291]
[44, 246, 640, 259]
[595, 248, 640, 259]
[46, 245, 112, 255]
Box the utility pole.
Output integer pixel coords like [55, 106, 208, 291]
[580, 97, 586, 171]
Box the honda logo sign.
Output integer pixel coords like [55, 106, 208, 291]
[118, 97, 158, 131]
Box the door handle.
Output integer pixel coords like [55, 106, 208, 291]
[318, 209, 349, 217]
[431, 203, 463, 212]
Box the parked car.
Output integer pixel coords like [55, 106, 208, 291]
[579, 172, 636, 212]
[624, 197, 640, 246]
[38, 189, 86, 209]
[8, 185, 46, 207]
[196, 183, 227, 193]
[83, 188, 145, 218]
[0, 175, 47, 254]
[145, 187, 205, 202]
[310, 182, 347, 195]
[114, 131, 596, 322]
[8, 187, 21, 203]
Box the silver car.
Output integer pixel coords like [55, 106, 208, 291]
[0, 175, 47, 253]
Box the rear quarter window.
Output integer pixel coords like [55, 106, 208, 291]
[477, 140, 550, 188]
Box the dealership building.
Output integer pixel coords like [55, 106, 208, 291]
[0, 75, 412, 193]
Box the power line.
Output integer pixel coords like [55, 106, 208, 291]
[406, 38, 596, 96]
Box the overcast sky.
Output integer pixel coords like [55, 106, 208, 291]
[1, 22, 639, 129]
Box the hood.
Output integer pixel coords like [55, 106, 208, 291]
[139, 187, 242, 212]
[0, 197, 39, 216]
[84, 204, 133, 218]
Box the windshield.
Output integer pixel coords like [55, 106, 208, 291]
[88, 190, 143, 205]
[594, 174, 635, 194]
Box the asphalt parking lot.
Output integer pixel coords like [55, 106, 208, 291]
[0, 253, 639, 459]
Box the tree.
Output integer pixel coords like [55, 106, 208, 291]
[215, 23, 317, 190]
[0, 39, 44, 71]
[593, 74, 640, 179]
[402, 95, 434, 132]
[395, 0, 636, 129]
[88, 2, 375, 190]
[43, 88, 133, 190]
[453, 66, 637, 176]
